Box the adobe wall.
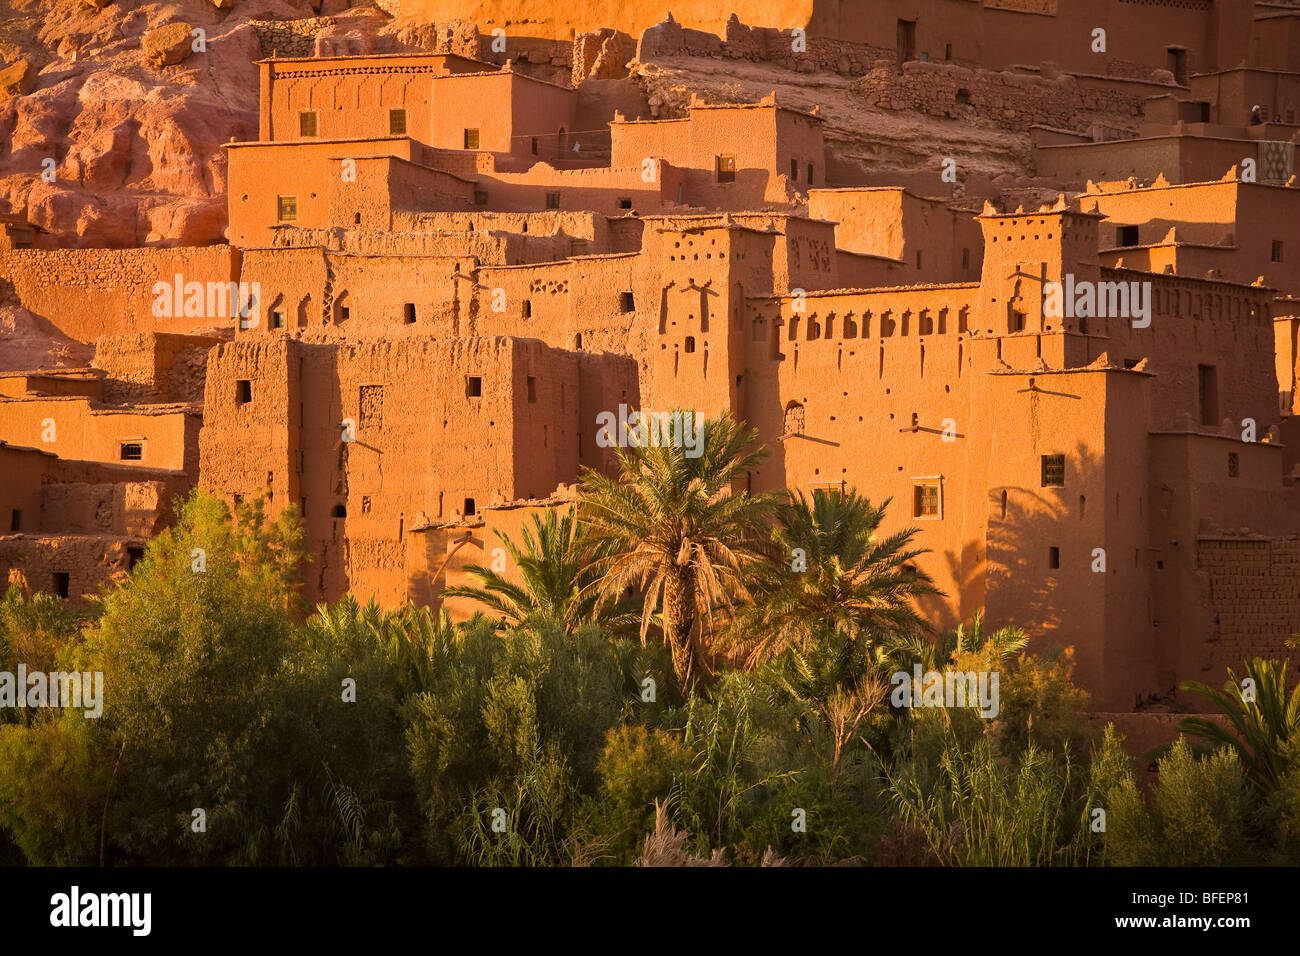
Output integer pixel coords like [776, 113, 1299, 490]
[0, 371, 102, 400]
[226, 138, 419, 247]
[1192, 534, 1300, 693]
[199, 334, 636, 604]
[610, 104, 824, 204]
[1034, 134, 1263, 186]
[807, 188, 985, 283]
[0, 397, 201, 476]
[1108, 269, 1279, 434]
[0, 246, 240, 344]
[328, 155, 476, 230]
[1085, 180, 1300, 296]
[0, 536, 137, 607]
[1191, 68, 1300, 124]
[0, 444, 188, 536]
[853, 59, 1150, 134]
[260, 54, 494, 144]
[425, 71, 577, 158]
[806, 0, 1247, 77]
[91, 333, 225, 405]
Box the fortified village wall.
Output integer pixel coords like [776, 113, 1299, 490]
[2, 3, 1300, 720]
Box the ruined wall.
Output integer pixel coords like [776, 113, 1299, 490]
[92, 333, 224, 405]
[0, 246, 240, 343]
[853, 59, 1150, 134]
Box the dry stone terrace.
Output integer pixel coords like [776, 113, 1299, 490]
[1, 1, 1300, 724]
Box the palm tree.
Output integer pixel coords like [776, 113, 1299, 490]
[440, 506, 633, 635]
[880, 609, 1028, 677]
[577, 410, 774, 691]
[733, 488, 941, 673]
[1180, 658, 1300, 791]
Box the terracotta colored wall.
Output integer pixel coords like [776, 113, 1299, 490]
[1035, 134, 1265, 187]
[92, 333, 223, 405]
[808, 187, 984, 282]
[427, 72, 577, 158]
[0, 397, 199, 475]
[226, 138, 418, 247]
[262, 54, 492, 144]
[0, 247, 240, 343]
[199, 335, 636, 604]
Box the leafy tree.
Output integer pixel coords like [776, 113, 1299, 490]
[441, 506, 637, 635]
[1180, 658, 1300, 791]
[579, 411, 774, 691]
[1101, 737, 1253, 866]
[406, 618, 628, 864]
[83, 490, 302, 864]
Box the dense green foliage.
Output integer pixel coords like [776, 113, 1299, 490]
[1, 417, 1297, 866]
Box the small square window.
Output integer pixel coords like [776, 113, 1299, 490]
[1118, 225, 1139, 246]
[1041, 454, 1065, 487]
[404, 303, 416, 324]
[716, 154, 736, 183]
[120, 441, 143, 461]
[1048, 546, 1060, 569]
[545, 192, 560, 210]
[1228, 452, 1239, 477]
[618, 197, 633, 210]
[464, 128, 480, 149]
[389, 109, 407, 136]
[271, 309, 285, 329]
[463, 497, 476, 516]
[913, 481, 941, 518]
[527, 376, 537, 403]
[619, 291, 635, 312]
[1272, 240, 1283, 263]
[684, 336, 696, 353]
[299, 111, 318, 137]
[277, 196, 297, 222]
[466, 375, 482, 398]
[236, 380, 252, 405]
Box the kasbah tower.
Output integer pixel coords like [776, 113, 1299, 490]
[2, 0, 1299, 741]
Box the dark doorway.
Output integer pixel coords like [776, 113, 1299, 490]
[1167, 48, 1188, 86]
[897, 20, 916, 69]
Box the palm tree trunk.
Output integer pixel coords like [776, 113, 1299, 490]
[664, 568, 696, 692]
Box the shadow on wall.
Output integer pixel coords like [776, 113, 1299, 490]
[983, 442, 1111, 666]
